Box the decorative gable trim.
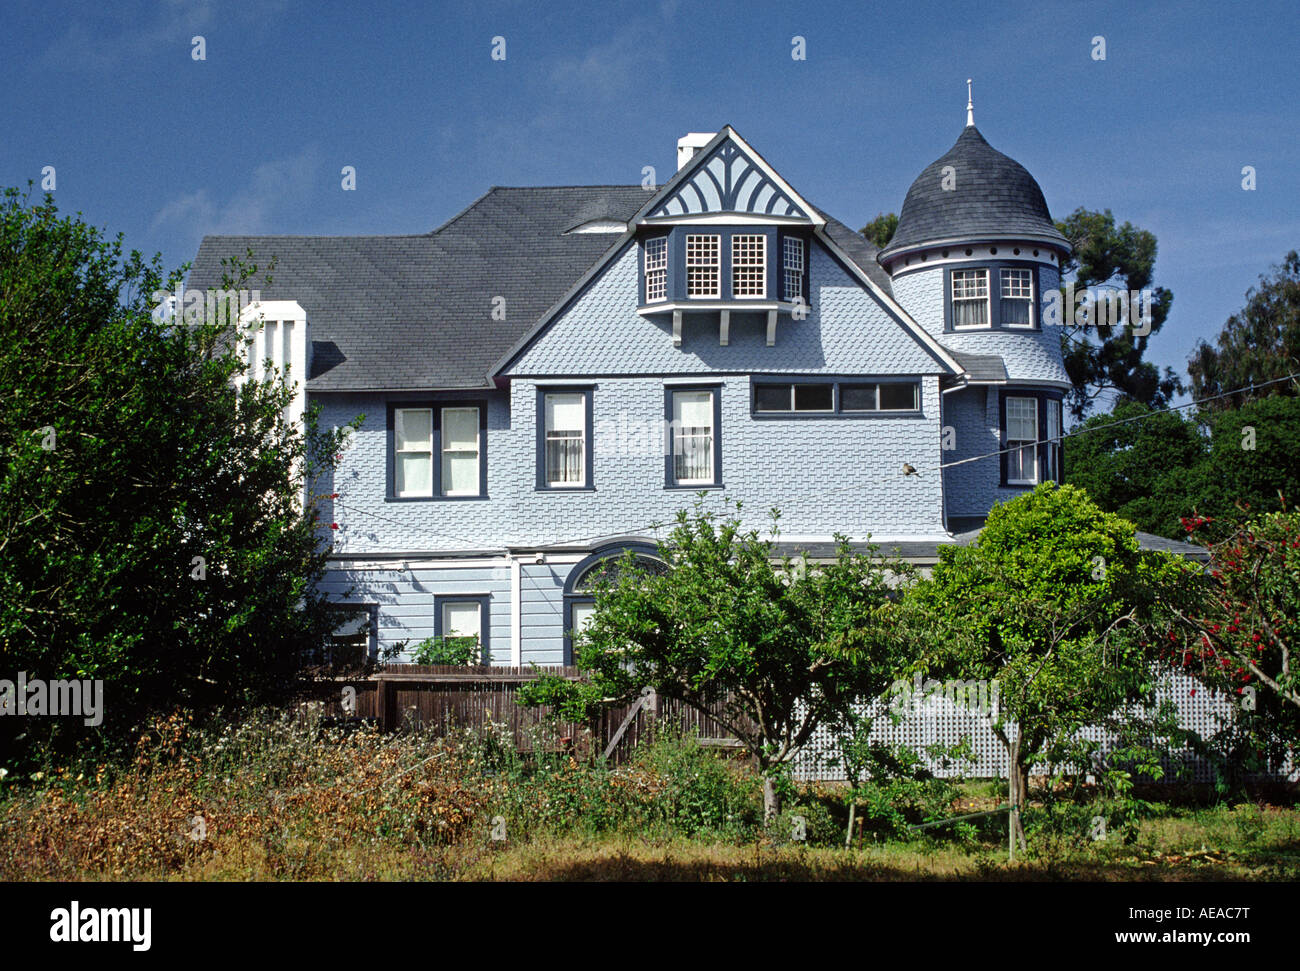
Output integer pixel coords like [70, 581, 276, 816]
[649, 141, 806, 219]
[633, 126, 824, 228]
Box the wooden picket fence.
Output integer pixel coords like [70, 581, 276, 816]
[291, 665, 748, 765]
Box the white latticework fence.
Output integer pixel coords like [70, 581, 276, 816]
[790, 669, 1297, 783]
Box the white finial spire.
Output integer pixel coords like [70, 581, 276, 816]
[966, 78, 974, 127]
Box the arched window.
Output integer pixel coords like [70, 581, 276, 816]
[562, 543, 667, 664]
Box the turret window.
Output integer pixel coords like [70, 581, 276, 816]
[1005, 396, 1038, 484]
[1000, 268, 1034, 327]
[686, 234, 720, 297]
[951, 269, 990, 327]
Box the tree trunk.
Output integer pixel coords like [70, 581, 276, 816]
[1006, 734, 1028, 860]
[762, 774, 781, 822]
[845, 800, 857, 849]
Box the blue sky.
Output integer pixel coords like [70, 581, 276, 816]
[2, 0, 1295, 395]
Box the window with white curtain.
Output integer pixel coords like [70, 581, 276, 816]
[671, 389, 715, 485]
[544, 392, 586, 487]
[952, 269, 990, 327]
[1000, 268, 1034, 327]
[440, 407, 480, 496]
[394, 408, 433, 497]
[1005, 396, 1038, 485]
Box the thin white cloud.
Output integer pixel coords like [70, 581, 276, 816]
[151, 145, 321, 243]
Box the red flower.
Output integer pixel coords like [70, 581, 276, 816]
[330, 523, 339, 530]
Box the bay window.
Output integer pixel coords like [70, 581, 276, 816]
[686, 234, 720, 297]
[731, 234, 766, 297]
[783, 237, 805, 301]
[644, 236, 667, 303]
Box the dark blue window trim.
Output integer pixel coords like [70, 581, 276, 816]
[637, 226, 811, 305]
[663, 383, 724, 489]
[562, 543, 662, 665]
[432, 593, 491, 664]
[535, 385, 596, 492]
[386, 399, 489, 502]
[942, 260, 1041, 333]
[998, 388, 1065, 488]
[750, 375, 925, 419]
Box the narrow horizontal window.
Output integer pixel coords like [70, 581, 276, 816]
[840, 382, 920, 412]
[754, 383, 833, 412]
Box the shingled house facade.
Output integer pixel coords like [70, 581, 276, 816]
[191, 120, 1085, 666]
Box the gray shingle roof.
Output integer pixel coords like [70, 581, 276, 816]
[188, 186, 651, 390]
[812, 207, 894, 295]
[949, 350, 1009, 382]
[879, 126, 1069, 259]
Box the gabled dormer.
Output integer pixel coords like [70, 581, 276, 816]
[632, 128, 824, 346]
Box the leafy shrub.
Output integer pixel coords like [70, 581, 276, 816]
[411, 635, 481, 666]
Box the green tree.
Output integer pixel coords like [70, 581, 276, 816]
[520, 501, 915, 821]
[1064, 401, 1209, 538]
[1165, 510, 1300, 777]
[906, 483, 1189, 850]
[1064, 395, 1300, 538]
[1188, 250, 1300, 409]
[1055, 208, 1182, 419]
[0, 187, 355, 764]
[859, 212, 898, 250]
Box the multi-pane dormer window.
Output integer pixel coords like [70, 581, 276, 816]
[1000, 268, 1034, 327]
[731, 234, 766, 297]
[783, 237, 805, 301]
[951, 269, 990, 327]
[686, 234, 720, 297]
[644, 236, 667, 302]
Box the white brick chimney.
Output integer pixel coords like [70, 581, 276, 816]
[676, 132, 716, 171]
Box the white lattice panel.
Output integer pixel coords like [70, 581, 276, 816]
[791, 670, 1297, 784]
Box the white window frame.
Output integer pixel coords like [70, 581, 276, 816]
[670, 389, 715, 486]
[783, 237, 805, 301]
[544, 392, 587, 488]
[644, 237, 667, 303]
[1005, 396, 1039, 485]
[439, 406, 480, 497]
[1000, 267, 1035, 329]
[686, 234, 720, 298]
[951, 268, 991, 329]
[394, 407, 434, 498]
[731, 234, 766, 298]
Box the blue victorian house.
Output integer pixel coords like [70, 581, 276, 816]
[190, 113, 1095, 666]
